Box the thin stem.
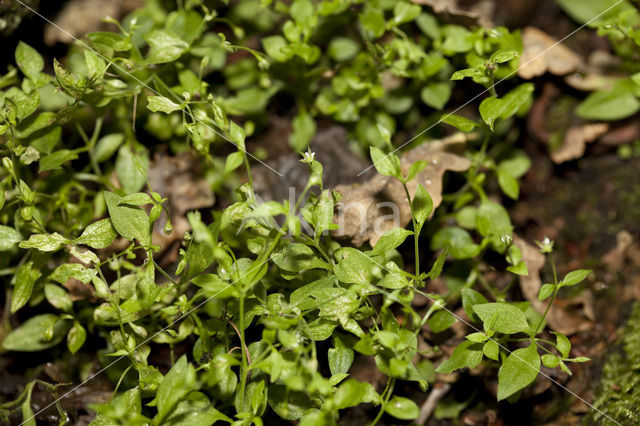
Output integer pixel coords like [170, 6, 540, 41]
[238, 293, 248, 411]
[370, 377, 396, 426]
[402, 182, 420, 279]
[533, 253, 558, 336]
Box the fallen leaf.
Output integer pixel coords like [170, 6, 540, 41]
[252, 125, 374, 203]
[551, 123, 609, 163]
[564, 50, 621, 91]
[411, 0, 494, 27]
[518, 27, 582, 80]
[147, 152, 215, 255]
[602, 230, 633, 272]
[44, 0, 142, 45]
[514, 237, 593, 335]
[333, 133, 472, 247]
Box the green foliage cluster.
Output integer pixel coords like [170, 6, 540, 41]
[1, 0, 637, 424]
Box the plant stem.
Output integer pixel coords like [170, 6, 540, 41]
[370, 377, 395, 426]
[533, 253, 558, 336]
[402, 183, 420, 280]
[238, 292, 248, 412]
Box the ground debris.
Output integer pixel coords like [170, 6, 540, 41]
[333, 133, 472, 247]
[514, 237, 594, 335]
[148, 152, 215, 256]
[518, 27, 582, 80]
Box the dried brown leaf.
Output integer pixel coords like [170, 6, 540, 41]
[551, 123, 609, 163]
[518, 27, 582, 80]
[333, 133, 472, 247]
[148, 152, 215, 255]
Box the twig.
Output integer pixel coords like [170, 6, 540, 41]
[418, 383, 451, 425]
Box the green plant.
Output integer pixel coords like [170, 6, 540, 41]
[1, 0, 628, 424]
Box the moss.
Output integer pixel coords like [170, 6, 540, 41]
[587, 303, 640, 425]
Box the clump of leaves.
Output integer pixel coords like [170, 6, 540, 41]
[0, 0, 623, 424]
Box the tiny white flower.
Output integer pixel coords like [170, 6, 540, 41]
[301, 149, 316, 164]
[535, 236, 554, 254]
[501, 234, 513, 245]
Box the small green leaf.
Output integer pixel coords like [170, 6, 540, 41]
[225, 151, 244, 173]
[407, 160, 427, 182]
[553, 332, 571, 358]
[442, 26, 473, 53]
[0, 226, 22, 251]
[39, 149, 78, 172]
[267, 385, 311, 420]
[44, 284, 73, 312]
[498, 156, 531, 179]
[371, 227, 413, 255]
[88, 32, 132, 52]
[156, 355, 197, 420]
[147, 96, 182, 114]
[473, 303, 530, 335]
[272, 242, 330, 272]
[555, 0, 632, 25]
[412, 184, 434, 228]
[289, 107, 316, 151]
[537, 283, 555, 301]
[393, 1, 421, 24]
[490, 48, 519, 63]
[431, 227, 480, 259]
[104, 191, 150, 245]
[334, 379, 379, 409]
[313, 190, 334, 237]
[461, 288, 488, 322]
[576, 83, 640, 121]
[11, 262, 40, 313]
[327, 37, 360, 62]
[75, 218, 117, 249]
[334, 248, 378, 285]
[16, 42, 44, 79]
[328, 344, 354, 376]
[497, 344, 540, 400]
[191, 273, 238, 299]
[145, 29, 189, 64]
[20, 382, 35, 426]
[483, 340, 500, 361]
[497, 170, 519, 199]
[479, 97, 503, 130]
[2, 314, 69, 352]
[166, 392, 232, 425]
[84, 49, 107, 80]
[119, 193, 153, 206]
[560, 269, 591, 287]
[370, 146, 402, 178]
[360, 10, 386, 38]
[19, 233, 68, 252]
[115, 146, 148, 194]
[385, 396, 420, 420]
[93, 133, 125, 162]
[499, 83, 535, 120]
[426, 247, 448, 280]
[436, 340, 483, 373]
[427, 310, 456, 333]
[466, 332, 489, 343]
[421, 82, 452, 110]
[50, 263, 97, 284]
[53, 59, 84, 98]
[541, 354, 559, 368]
[450, 67, 483, 81]
[442, 113, 477, 132]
